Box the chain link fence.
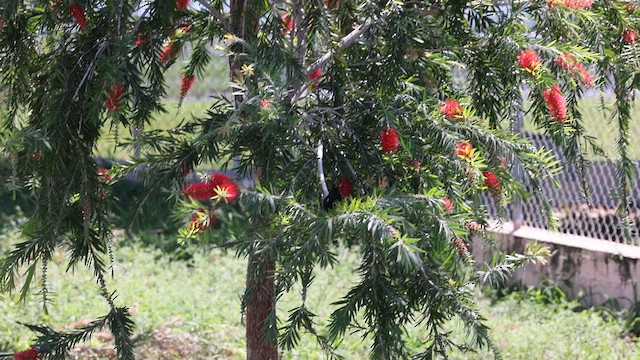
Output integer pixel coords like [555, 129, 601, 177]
[492, 93, 640, 245]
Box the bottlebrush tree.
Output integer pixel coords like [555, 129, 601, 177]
[1, 0, 638, 359]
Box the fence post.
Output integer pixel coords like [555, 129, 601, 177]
[512, 87, 525, 230]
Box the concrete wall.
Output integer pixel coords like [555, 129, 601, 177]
[474, 222, 640, 308]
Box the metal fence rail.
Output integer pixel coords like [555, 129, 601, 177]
[489, 94, 640, 245]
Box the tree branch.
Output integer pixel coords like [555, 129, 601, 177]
[317, 139, 329, 197]
[196, 0, 232, 33]
[290, 8, 395, 103]
[306, 9, 390, 75]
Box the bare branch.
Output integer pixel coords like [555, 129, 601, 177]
[196, 0, 232, 33]
[306, 10, 389, 75]
[317, 140, 329, 197]
[290, 8, 396, 103]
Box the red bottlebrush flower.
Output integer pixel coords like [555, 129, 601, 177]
[49, 0, 62, 12]
[97, 167, 113, 182]
[325, 0, 340, 9]
[518, 49, 541, 75]
[281, 13, 294, 35]
[177, 22, 192, 32]
[453, 237, 469, 256]
[574, 62, 594, 87]
[182, 182, 216, 201]
[308, 68, 322, 89]
[543, 84, 567, 123]
[210, 172, 233, 186]
[404, 158, 421, 170]
[547, 0, 592, 9]
[440, 99, 464, 120]
[624, 29, 637, 44]
[555, 53, 594, 87]
[380, 128, 400, 153]
[455, 140, 474, 161]
[105, 83, 125, 112]
[189, 209, 215, 233]
[483, 171, 502, 195]
[13, 348, 41, 360]
[180, 75, 195, 99]
[176, 0, 190, 11]
[442, 197, 454, 213]
[627, 2, 636, 12]
[32, 150, 44, 162]
[159, 43, 176, 63]
[500, 157, 507, 169]
[135, 33, 151, 47]
[308, 68, 322, 81]
[338, 178, 353, 198]
[260, 98, 272, 110]
[69, 3, 87, 30]
[209, 173, 240, 203]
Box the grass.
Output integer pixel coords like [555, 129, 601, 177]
[96, 101, 212, 160]
[1, 223, 639, 359]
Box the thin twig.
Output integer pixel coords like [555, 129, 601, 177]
[196, 0, 232, 33]
[73, 39, 108, 101]
[317, 139, 329, 197]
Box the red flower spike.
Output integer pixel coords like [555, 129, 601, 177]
[325, 0, 340, 9]
[440, 99, 464, 120]
[106, 83, 125, 113]
[547, 0, 592, 9]
[69, 3, 87, 30]
[182, 182, 216, 201]
[455, 140, 474, 161]
[281, 13, 294, 36]
[338, 178, 353, 198]
[260, 98, 271, 110]
[32, 150, 44, 162]
[189, 209, 215, 233]
[483, 171, 502, 196]
[380, 128, 400, 153]
[135, 34, 151, 47]
[627, 3, 636, 12]
[575, 63, 594, 87]
[555, 53, 594, 87]
[97, 167, 113, 182]
[453, 237, 469, 256]
[518, 49, 541, 75]
[442, 197, 454, 213]
[159, 43, 176, 63]
[209, 173, 240, 203]
[13, 348, 41, 360]
[308, 68, 322, 89]
[543, 84, 567, 123]
[177, 22, 192, 32]
[180, 75, 195, 99]
[624, 29, 638, 44]
[500, 157, 507, 169]
[176, 0, 190, 11]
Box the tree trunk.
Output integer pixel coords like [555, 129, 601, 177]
[228, 1, 277, 358]
[245, 256, 277, 360]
